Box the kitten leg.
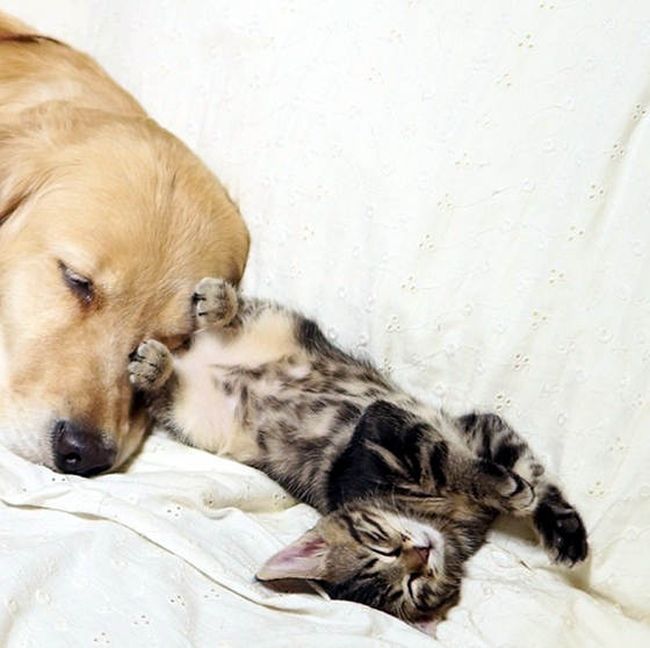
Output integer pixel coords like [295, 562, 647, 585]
[192, 277, 239, 330]
[192, 277, 275, 339]
[128, 339, 184, 439]
[457, 413, 588, 565]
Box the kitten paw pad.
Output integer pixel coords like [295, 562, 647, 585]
[534, 498, 588, 565]
[128, 339, 173, 391]
[193, 277, 238, 329]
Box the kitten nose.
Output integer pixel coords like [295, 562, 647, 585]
[413, 545, 430, 566]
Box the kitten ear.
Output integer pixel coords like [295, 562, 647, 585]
[256, 528, 331, 582]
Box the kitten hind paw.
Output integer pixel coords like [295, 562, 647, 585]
[534, 489, 588, 566]
[193, 277, 238, 330]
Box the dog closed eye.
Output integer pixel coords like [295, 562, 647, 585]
[58, 261, 94, 305]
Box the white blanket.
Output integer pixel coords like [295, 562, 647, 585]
[1, 1, 649, 645]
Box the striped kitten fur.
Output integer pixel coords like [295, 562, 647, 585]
[128, 277, 588, 622]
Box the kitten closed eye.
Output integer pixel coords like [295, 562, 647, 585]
[368, 545, 402, 558]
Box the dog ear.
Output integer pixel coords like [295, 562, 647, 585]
[0, 188, 28, 225]
[0, 123, 49, 228]
[0, 102, 113, 230]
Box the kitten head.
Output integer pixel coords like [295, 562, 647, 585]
[257, 500, 463, 621]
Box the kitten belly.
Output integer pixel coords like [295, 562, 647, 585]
[170, 311, 300, 461]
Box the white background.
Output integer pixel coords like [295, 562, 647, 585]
[1, 2, 649, 646]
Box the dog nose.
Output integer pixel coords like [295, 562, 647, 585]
[53, 420, 116, 476]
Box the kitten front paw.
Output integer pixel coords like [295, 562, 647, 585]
[502, 473, 536, 513]
[479, 461, 535, 512]
[128, 339, 173, 391]
[192, 277, 238, 330]
[534, 488, 588, 565]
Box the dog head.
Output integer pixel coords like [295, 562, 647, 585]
[0, 105, 249, 474]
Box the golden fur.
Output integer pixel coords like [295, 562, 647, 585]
[0, 12, 249, 471]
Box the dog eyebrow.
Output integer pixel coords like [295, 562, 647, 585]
[49, 242, 97, 274]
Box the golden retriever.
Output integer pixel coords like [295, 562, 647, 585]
[0, 12, 249, 475]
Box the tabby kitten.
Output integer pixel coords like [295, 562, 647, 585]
[128, 278, 588, 622]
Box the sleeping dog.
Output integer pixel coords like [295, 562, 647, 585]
[0, 11, 249, 475]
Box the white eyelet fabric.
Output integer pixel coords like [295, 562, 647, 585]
[1, 1, 649, 645]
